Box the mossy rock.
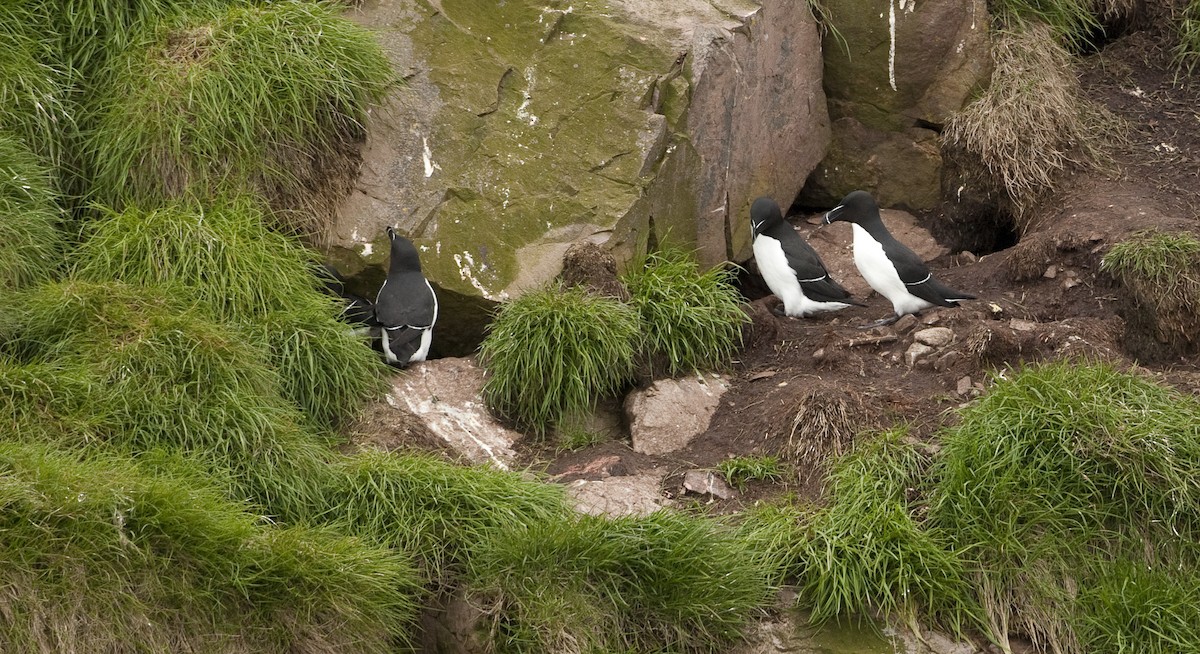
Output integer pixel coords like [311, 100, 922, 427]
[331, 0, 830, 309]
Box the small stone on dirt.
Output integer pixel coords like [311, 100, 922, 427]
[914, 327, 955, 347]
[905, 342, 935, 366]
[1043, 264, 1058, 279]
[894, 313, 919, 333]
[957, 375, 973, 396]
[567, 472, 668, 517]
[627, 375, 731, 455]
[682, 470, 738, 500]
[1009, 318, 1038, 332]
[935, 350, 962, 371]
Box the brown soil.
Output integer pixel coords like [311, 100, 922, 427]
[521, 14, 1200, 509]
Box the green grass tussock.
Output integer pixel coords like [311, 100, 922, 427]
[1101, 230, 1200, 352]
[932, 361, 1200, 653]
[1177, 0, 1200, 74]
[795, 432, 977, 633]
[717, 455, 786, 491]
[734, 500, 812, 588]
[246, 302, 388, 430]
[0, 6, 72, 164]
[74, 198, 385, 428]
[1, 280, 335, 515]
[40, 0, 232, 83]
[623, 247, 747, 375]
[0, 134, 64, 290]
[75, 198, 326, 319]
[81, 0, 394, 237]
[326, 451, 571, 577]
[480, 283, 640, 433]
[468, 509, 773, 654]
[0, 441, 417, 654]
[942, 23, 1117, 228]
[989, 0, 1100, 51]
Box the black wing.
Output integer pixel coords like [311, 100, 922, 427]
[778, 230, 863, 305]
[881, 241, 974, 307]
[375, 272, 437, 329]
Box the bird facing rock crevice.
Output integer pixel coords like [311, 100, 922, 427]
[825, 190, 975, 329]
[374, 227, 438, 367]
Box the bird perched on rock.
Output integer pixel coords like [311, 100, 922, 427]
[374, 227, 438, 367]
[750, 196, 864, 318]
[824, 190, 975, 328]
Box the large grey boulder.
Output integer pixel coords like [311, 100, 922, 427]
[329, 0, 829, 309]
[800, 0, 992, 209]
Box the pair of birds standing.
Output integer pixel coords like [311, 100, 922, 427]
[325, 227, 438, 368]
[750, 191, 974, 327]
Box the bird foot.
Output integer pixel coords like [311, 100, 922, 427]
[857, 315, 900, 330]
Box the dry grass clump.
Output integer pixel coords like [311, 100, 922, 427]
[1101, 230, 1200, 357]
[787, 385, 866, 465]
[942, 23, 1119, 231]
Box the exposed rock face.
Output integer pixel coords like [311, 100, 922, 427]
[385, 357, 521, 469]
[800, 0, 992, 209]
[331, 0, 829, 309]
[626, 375, 731, 455]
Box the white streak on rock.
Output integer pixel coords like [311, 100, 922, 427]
[888, 0, 897, 91]
[517, 67, 539, 126]
[422, 137, 440, 177]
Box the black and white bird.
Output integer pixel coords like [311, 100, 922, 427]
[750, 196, 864, 318]
[374, 227, 438, 367]
[824, 190, 975, 328]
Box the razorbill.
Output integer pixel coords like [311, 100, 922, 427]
[750, 196, 864, 318]
[374, 227, 438, 367]
[824, 190, 975, 328]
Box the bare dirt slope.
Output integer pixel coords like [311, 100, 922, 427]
[531, 13, 1200, 508]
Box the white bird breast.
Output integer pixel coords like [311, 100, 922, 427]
[850, 224, 933, 316]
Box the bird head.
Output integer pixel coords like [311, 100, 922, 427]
[824, 190, 879, 225]
[386, 228, 423, 273]
[749, 196, 783, 237]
